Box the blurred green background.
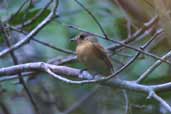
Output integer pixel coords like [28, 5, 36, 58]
[0, 0, 171, 114]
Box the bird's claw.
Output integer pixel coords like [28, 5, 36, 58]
[79, 68, 88, 78]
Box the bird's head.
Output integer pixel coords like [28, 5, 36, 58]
[71, 32, 98, 45]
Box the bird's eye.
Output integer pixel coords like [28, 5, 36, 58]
[79, 34, 85, 39]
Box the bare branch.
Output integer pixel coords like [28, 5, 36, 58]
[6, 0, 29, 22]
[0, 23, 40, 114]
[0, 62, 170, 92]
[17, 0, 53, 29]
[122, 90, 129, 114]
[63, 86, 99, 114]
[136, 50, 171, 83]
[0, 0, 59, 57]
[9, 26, 75, 55]
[67, 25, 170, 65]
[73, 0, 109, 39]
[152, 92, 171, 113]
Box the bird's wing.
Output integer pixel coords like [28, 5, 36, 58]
[92, 42, 113, 69]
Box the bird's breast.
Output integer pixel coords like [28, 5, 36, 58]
[76, 42, 94, 62]
[76, 42, 111, 75]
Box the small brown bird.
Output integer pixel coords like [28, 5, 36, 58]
[73, 32, 113, 76]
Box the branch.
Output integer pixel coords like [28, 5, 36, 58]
[0, 62, 171, 92]
[67, 25, 171, 65]
[73, 0, 108, 39]
[0, 0, 59, 57]
[9, 26, 75, 55]
[6, 0, 29, 22]
[136, 50, 171, 83]
[0, 23, 40, 114]
[122, 90, 129, 114]
[63, 86, 99, 114]
[1, 61, 171, 112]
[151, 92, 171, 112]
[16, 0, 53, 29]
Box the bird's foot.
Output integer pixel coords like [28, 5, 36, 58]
[92, 73, 98, 79]
[80, 68, 88, 73]
[78, 68, 88, 78]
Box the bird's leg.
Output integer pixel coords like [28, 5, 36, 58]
[87, 72, 103, 79]
[79, 69, 97, 79]
[78, 68, 88, 78]
[80, 68, 88, 74]
[92, 72, 100, 79]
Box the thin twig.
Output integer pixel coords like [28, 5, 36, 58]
[0, 55, 77, 82]
[125, 16, 159, 45]
[73, 0, 109, 39]
[0, 28, 159, 85]
[17, 0, 53, 29]
[21, 0, 32, 27]
[136, 51, 171, 83]
[0, 0, 59, 57]
[0, 101, 10, 114]
[10, 26, 75, 55]
[0, 62, 171, 92]
[6, 0, 28, 22]
[67, 25, 171, 65]
[33, 38, 75, 54]
[0, 72, 33, 82]
[122, 90, 129, 114]
[152, 92, 171, 113]
[0, 24, 40, 114]
[63, 86, 99, 114]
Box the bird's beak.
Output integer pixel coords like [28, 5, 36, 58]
[70, 37, 76, 42]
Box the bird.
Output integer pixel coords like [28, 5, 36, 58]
[72, 32, 113, 76]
